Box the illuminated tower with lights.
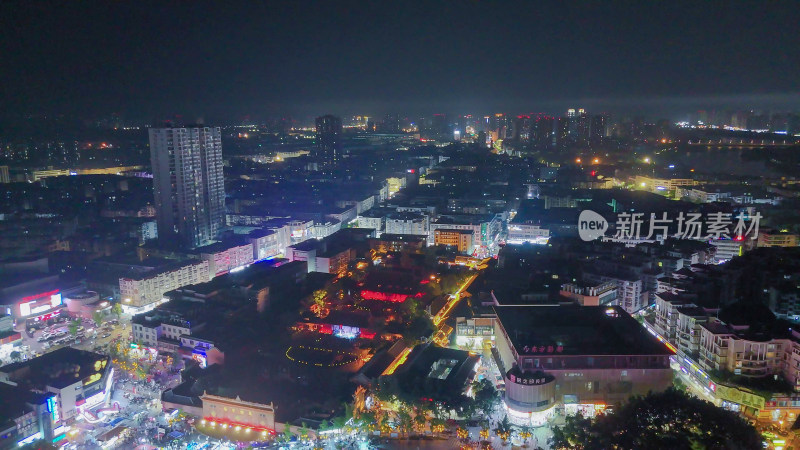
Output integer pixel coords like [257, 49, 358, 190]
[149, 126, 225, 249]
[315, 115, 343, 165]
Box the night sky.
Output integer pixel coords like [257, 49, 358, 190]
[1, 1, 798, 120]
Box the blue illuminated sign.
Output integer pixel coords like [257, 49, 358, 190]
[46, 395, 59, 423]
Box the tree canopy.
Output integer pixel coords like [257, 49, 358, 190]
[550, 388, 762, 450]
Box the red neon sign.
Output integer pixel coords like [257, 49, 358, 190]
[22, 289, 59, 302]
[360, 290, 408, 303]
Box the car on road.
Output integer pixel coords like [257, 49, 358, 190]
[101, 333, 112, 338]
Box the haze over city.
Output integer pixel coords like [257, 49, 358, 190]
[0, 2, 799, 450]
[1, 1, 799, 121]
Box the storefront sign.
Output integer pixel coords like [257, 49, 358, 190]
[509, 374, 550, 385]
[715, 384, 766, 410]
[521, 345, 563, 354]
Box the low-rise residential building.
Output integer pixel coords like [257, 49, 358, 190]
[584, 272, 646, 314]
[675, 305, 716, 359]
[368, 234, 426, 255]
[119, 259, 211, 311]
[246, 228, 285, 261]
[699, 322, 794, 383]
[758, 229, 799, 248]
[709, 238, 753, 263]
[433, 229, 474, 254]
[385, 212, 429, 236]
[192, 240, 255, 277]
[356, 211, 384, 235]
[507, 223, 550, 245]
[315, 246, 355, 278]
[634, 175, 698, 194]
[130, 302, 221, 361]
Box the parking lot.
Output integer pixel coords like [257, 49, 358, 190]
[7, 315, 129, 363]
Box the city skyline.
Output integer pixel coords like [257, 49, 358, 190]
[1, 2, 800, 448]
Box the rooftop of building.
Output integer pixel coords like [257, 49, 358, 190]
[432, 213, 494, 225]
[244, 228, 276, 239]
[493, 305, 673, 356]
[371, 233, 427, 243]
[187, 237, 250, 255]
[0, 272, 59, 290]
[0, 383, 51, 430]
[289, 239, 321, 252]
[675, 305, 709, 318]
[391, 343, 480, 401]
[386, 211, 427, 221]
[0, 347, 110, 390]
[434, 228, 474, 235]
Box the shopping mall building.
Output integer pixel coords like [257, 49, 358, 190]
[484, 305, 674, 426]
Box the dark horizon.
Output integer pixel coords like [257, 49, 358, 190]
[1, 1, 799, 122]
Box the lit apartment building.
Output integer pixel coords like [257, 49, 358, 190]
[758, 229, 799, 248]
[246, 228, 287, 261]
[634, 175, 698, 194]
[315, 247, 355, 278]
[149, 127, 225, 250]
[191, 241, 255, 277]
[674, 305, 716, 358]
[429, 213, 503, 255]
[433, 229, 474, 254]
[584, 272, 646, 314]
[385, 212, 429, 236]
[709, 238, 752, 263]
[698, 322, 800, 387]
[119, 260, 211, 311]
[653, 292, 695, 342]
[507, 223, 550, 245]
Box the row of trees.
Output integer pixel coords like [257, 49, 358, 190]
[550, 388, 763, 449]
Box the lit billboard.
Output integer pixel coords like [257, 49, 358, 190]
[18, 289, 62, 317]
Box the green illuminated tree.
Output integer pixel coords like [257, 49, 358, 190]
[111, 303, 123, 318]
[92, 311, 105, 327]
[68, 319, 80, 336]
